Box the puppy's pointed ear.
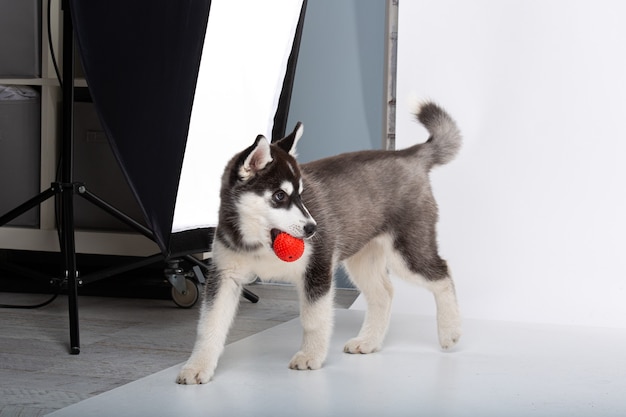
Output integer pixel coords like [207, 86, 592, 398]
[272, 122, 303, 157]
[239, 135, 273, 181]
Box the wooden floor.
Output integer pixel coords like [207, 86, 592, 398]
[0, 283, 359, 417]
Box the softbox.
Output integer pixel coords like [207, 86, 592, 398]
[70, 0, 306, 256]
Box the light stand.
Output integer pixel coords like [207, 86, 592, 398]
[0, 0, 81, 354]
[0, 1, 259, 354]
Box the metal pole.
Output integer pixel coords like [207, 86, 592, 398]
[384, 0, 399, 150]
[61, 0, 80, 355]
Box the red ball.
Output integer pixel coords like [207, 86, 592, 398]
[273, 232, 305, 262]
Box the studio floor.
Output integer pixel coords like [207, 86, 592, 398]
[0, 283, 357, 416]
[45, 309, 626, 417]
[3, 283, 626, 416]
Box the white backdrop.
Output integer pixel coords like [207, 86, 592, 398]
[354, 0, 626, 329]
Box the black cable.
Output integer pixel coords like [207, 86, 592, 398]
[48, 0, 63, 89]
[0, 293, 59, 309]
[48, 0, 65, 246]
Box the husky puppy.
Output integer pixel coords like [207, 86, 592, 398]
[176, 101, 462, 384]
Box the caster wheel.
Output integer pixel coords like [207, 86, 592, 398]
[171, 278, 199, 308]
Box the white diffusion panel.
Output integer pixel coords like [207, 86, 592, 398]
[172, 0, 304, 232]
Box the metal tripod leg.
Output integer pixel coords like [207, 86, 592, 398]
[60, 185, 80, 354]
[0, 187, 57, 227]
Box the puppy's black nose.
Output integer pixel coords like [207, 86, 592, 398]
[303, 222, 317, 238]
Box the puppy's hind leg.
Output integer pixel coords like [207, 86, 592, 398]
[389, 243, 461, 350]
[426, 274, 461, 350]
[343, 238, 393, 354]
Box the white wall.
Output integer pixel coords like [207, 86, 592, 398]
[355, 0, 626, 329]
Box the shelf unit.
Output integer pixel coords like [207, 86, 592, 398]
[0, 0, 158, 256]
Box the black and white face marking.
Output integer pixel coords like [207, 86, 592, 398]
[235, 179, 316, 248]
[270, 180, 316, 239]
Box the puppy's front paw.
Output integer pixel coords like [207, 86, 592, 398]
[288, 351, 324, 370]
[343, 337, 380, 354]
[176, 363, 214, 385]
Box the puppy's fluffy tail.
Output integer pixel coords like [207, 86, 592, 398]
[415, 101, 462, 168]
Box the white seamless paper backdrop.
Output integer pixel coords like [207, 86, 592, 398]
[172, 0, 303, 232]
[353, 0, 626, 329]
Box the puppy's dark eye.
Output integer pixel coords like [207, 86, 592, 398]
[273, 190, 287, 203]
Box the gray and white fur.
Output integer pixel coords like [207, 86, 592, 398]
[177, 101, 462, 384]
